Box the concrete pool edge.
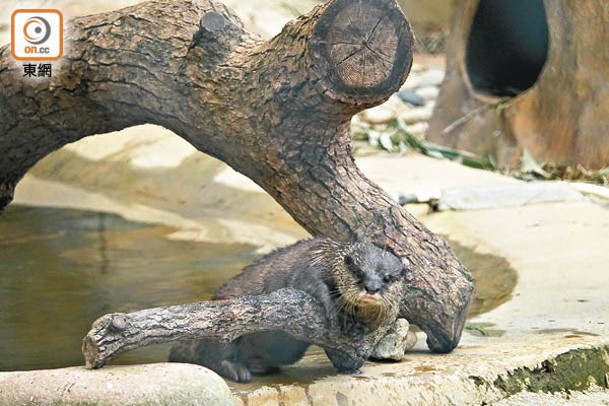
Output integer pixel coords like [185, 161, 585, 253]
[7, 153, 609, 404]
[2, 340, 606, 405]
[234, 340, 609, 405]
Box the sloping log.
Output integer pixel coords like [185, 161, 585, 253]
[0, 0, 474, 352]
[428, 0, 609, 169]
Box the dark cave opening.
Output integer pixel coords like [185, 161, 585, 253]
[465, 0, 549, 97]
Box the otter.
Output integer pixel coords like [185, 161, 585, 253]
[169, 238, 407, 383]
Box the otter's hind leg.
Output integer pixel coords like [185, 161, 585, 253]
[238, 331, 310, 374]
[169, 339, 252, 383]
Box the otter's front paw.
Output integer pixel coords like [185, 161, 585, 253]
[219, 360, 252, 383]
[324, 348, 365, 374]
[337, 367, 362, 375]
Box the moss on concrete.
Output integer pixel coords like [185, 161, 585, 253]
[493, 346, 609, 394]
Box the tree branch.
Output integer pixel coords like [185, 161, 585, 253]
[82, 288, 390, 369]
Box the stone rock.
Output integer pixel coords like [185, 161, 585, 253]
[418, 68, 445, 87]
[361, 105, 397, 124]
[396, 90, 425, 106]
[437, 181, 585, 211]
[400, 105, 434, 124]
[400, 73, 423, 90]
[370, 318, 417, 361]
[0, 363, 233, 406]
[415, 85, 440, 101]
[361, 96, 409, 124]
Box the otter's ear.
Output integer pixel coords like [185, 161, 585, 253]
[344, 255, 354, 267]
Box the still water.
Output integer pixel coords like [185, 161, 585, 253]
[0, 204, 516, 375]
[0, 205, 257, 371]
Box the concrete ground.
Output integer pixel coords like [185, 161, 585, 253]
[8, 143, 609, 405]
[230, 155, 609, 405]
[2, 0, 608, 403]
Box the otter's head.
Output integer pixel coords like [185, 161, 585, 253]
[335, 243, 407, 327]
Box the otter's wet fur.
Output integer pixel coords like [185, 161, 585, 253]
[169, 238, 407, 383]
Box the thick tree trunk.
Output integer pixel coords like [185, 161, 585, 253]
[428, 0, 609, 170]
[0, 0, 474, 352]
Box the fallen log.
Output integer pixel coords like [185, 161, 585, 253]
[82, 288, 400, 369]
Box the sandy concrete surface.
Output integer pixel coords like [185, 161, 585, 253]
[11, 152, 609, 405]
[2, 0, 608, 404]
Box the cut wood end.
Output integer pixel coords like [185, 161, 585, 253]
[81, 313, 125, 369]
[109, 314, 128, 332]
[200, 12, 228, 32]
[82, 335, 104, 369]
[310, 0, 413, 104]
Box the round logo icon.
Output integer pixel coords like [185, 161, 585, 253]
[23, 16, 51, 45]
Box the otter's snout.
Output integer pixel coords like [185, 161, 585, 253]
[363, 278, 382, 294]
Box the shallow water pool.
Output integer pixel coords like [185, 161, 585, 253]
[0, 205, 257, 371]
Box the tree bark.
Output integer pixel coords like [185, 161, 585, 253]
[83, 288, 402, 369]
[0, 0, 474, 352]
[428, 0, 609, 170]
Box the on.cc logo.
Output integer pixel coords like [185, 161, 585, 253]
[23, 16, 52, 45]
[11, 9, 63, 61]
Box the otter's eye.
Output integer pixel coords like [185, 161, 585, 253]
[383, 274, 393, 284]
[344, 255, 354, 267]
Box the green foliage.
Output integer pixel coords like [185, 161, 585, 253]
[353, 119, 609, 186]
[356, 117, 496, 170]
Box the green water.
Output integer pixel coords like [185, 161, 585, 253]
[0, 205, 257, 371]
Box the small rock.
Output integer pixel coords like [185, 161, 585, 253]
[437, 182, 585, 211]
[360, 96, 409, 124]
[361, 105, 396, 124]
[418, 69, 445, 87]
[400, 105, 434, 124]
[415, 86, 440, 101]
[400, 73, 423, 90]
[396, 90, 425, 106]
[370, 319, 417, 361]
